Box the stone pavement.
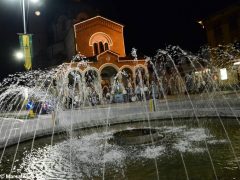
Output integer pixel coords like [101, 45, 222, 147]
[0, 92, 240, 149]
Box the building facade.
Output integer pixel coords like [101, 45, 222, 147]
[202, 3, 240, 86]
[69, 16, 148, 87]
[59, 16, 149, 104]
[203, 4, 240, 47]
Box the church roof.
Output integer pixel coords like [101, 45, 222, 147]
[87, 56, 97, 62]
[74, 15, 124, 28]
[97, 50, 120, 58]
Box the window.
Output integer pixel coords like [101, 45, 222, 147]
[229, 15, 238, 31]
[229, 15, 239, 41]
[220, 68, 228, 80]
[89, 32, 113, 55]
[93, 43, 99, 55]
[104, 43, 109, 50]
[214, 25, 223, 45]
[99, 42, 104, 53]
[62, 20, 66, 31]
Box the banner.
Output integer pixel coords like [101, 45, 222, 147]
[19, 34, 33, 70]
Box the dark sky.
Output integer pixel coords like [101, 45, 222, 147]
[0, 0, 239, 79]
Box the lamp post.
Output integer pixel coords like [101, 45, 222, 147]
[21, 0, 27, 34]
[18, 0, 39, 70]
[21, 0, 40, 33]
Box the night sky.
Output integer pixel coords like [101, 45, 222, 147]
[0, 0, 239, 80]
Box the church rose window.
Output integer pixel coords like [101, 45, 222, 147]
[89, 32, 113, 55]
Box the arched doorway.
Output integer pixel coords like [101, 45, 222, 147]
[67, 70, 82, 108]
[84, 69, 101, 105]
[84, 69, 99, 87]
[100, 66, 118, 98]
[121, 68, 133, 88]
[68, 70, 82, 88]
[135, 67, 147, 85]
[100, 66, 118, 87]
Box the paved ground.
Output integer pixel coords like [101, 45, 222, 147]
[0, 91, 240, 149]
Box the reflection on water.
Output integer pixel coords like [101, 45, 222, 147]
[1, 118, 240, 179]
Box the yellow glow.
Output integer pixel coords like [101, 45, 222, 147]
[220, 68, 228, 80]
[233, 59, 240, 66]
[35, 11, 41, 16]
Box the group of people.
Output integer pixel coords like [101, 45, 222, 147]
[102, 82, 159, 104]
[26, 100, 51, 114]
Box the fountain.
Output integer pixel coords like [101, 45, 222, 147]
[109, 128, 165, 146]
[0, 44, 240, 179]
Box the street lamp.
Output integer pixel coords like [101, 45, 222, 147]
[21, 0, 39, 33]
[19, 0, 41, 33]
[19, 0, 40, 70]
[30, 0, 39, 3]
[197, 20, 205, 29]
[35, 10, 41, 16]
[14, 51, 24, 60]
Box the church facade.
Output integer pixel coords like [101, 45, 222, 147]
[66, 16, 149, 91]
[57, 16, 149, 107]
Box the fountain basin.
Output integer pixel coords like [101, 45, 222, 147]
[109, 128, 164, 145]
[1, 118, 239, 179]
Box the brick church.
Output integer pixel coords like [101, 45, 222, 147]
[65, 16, 149, 91]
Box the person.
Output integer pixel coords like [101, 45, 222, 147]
[26, 100, 33, 110]
[135, 84, 141, 101]
[33, 101, 41, 114]
[129, 87, 134, 101]
[106, 91, 111, 103]
[126, 87, 130, 102]
[74, 95, 79, 108]
[91, 93, 97, 106]
[144, 85, 149, 100]
[123, 88, 128, 102]
[41, 102, 48, 114]
[26, 100, 35, 118]
[131, 94, 137, 102]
